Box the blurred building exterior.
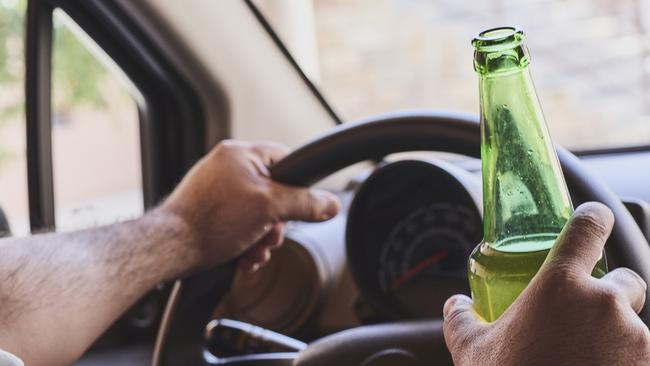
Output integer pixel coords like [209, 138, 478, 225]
[261, 0, 650, 150]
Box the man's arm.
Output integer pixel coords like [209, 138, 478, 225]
[443, 202, 650, 366]
[0, 140, 340, 366]
[0, 210, 198, 364]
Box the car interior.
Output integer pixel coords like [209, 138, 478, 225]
[1, 0, 650, 365]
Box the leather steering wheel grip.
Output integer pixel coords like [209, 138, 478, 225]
[270, 111, 481, 186]
[155, 110, 650, 366]
[293, 320, 451, 366]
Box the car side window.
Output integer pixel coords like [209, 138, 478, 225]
[0, 2, 143, 235]
[51, 10, 142, 232]
[0, 0, 29, 235]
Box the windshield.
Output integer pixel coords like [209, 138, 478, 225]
[255, 0, 650, 151]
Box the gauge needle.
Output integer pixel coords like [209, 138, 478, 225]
[388, 250, 449, 292]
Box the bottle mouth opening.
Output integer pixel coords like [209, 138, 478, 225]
[472, 26, 524, 50]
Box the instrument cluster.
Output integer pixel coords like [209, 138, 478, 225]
[346, 159, 483, 321]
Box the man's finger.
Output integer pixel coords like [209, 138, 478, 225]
[545, 202, 614, 275]
[443, 295, 483, 353]
[239, 224, 286, 273]
[257, 224, 285, 249]
[270, 184, 340, 222]
[601, 268, 647, 314]
[240, 245, 272, 273]
[239, 257, 261, 273]
[267, 223, 286, 249]
[249, 141, 290, 167]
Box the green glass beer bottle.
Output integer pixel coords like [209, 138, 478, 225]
[468, 27, 607, 322]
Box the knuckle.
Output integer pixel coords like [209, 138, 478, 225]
[259, 141, 289, 154]
[217, 139, 235, 149]
[443, 307, 467, 328]
[249, 142, 265, 151]
[254, 187, 275, 215]
[541, 262, 579, 285]
[535, 272, 580, 302]
[303, 192, 319, 220]
[215, 139, 241, 155]
[595, 286, 622, 310]
[619, 267, 648, 291]
[571, 210, 609, 238]
[536, 269, 564, 290]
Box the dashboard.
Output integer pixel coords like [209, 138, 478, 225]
[214, 151, 650, 341]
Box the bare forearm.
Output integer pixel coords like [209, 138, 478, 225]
[0, 208, 199, 366]
[0, 140, 340, 365]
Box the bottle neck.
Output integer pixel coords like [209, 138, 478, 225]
[479, 66, 573, 246]
[473, 43, 529, 76]
[472, 27, 529, 76]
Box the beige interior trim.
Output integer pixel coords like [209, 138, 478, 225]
[116, 0, 336, 149]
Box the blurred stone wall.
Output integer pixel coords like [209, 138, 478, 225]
[310, 0, 650, 150]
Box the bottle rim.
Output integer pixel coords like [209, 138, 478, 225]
[472, 26, 524, 51]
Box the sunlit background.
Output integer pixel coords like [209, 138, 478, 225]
[0, 0, 141, 235]
[257, 0, 650, 149]
[0, 0, 649, 235]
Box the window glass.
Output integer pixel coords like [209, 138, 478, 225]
[52, 10, 143, 232]
[258, 0, 650, 151]
[0, 0, 28, 235]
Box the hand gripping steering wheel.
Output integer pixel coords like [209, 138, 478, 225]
[153, 111, 650, 366]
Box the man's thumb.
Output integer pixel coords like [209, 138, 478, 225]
[443, 295, 483, 352]
[544, 202, 614, 275]
[270, 183, 340, 222]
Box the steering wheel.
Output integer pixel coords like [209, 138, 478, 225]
[153, 111, 650, 366]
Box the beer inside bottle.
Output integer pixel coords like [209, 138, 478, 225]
[468, 27, 607, 322]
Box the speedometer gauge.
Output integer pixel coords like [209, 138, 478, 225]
[378, 203, 480, 317]
[347, 159, 482, 321]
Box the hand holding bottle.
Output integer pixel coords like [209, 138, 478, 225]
[470, 26, 607, 322]
[444, 202, 650, 366]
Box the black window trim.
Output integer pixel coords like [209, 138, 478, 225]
[53, 0, 209, 205]
[26, 0, 209, 217]
[23, 0, 213, 348]
[244, 0, 342, 125]
[574, 144, 650, 157]
[25, 0, 55, 232]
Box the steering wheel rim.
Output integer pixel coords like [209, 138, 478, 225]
[154, 110, 650, 366]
